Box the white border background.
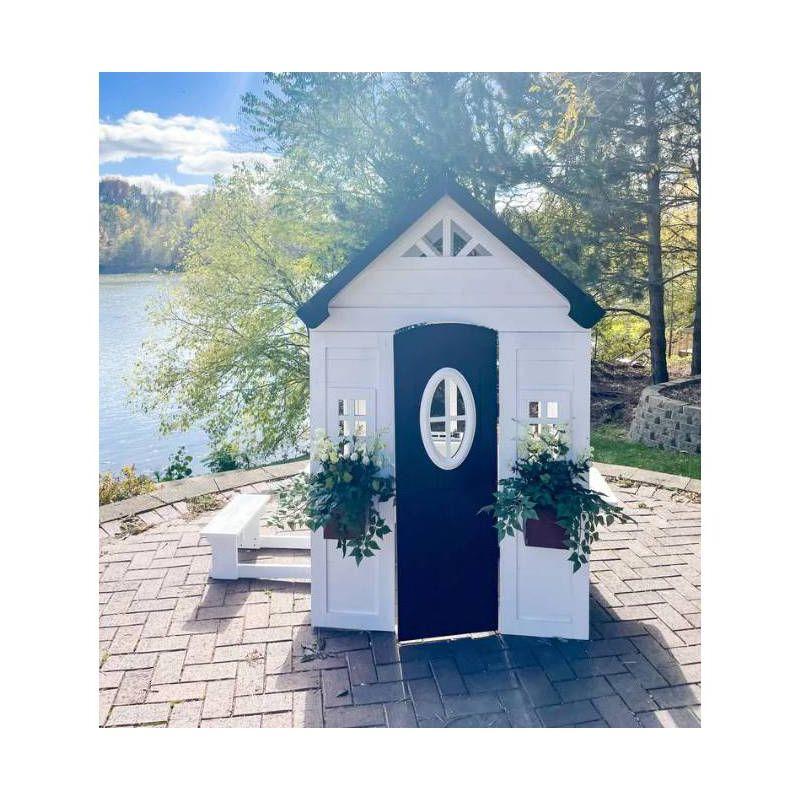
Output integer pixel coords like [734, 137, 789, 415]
[3, 0, 798, 795]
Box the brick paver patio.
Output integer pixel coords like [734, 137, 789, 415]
[99, 479, 700, 727]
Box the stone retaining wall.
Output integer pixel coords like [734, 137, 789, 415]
[628, 377, 700, 454]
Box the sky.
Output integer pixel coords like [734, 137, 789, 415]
[99, 73, 276, 197]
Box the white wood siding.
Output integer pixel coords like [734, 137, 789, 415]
[309, 331, 396, 632]
[324, 197, 576, 333]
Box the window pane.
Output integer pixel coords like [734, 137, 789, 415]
[431, 380, 445, 417]
[341, 419, 352, 436]
[430, 420, 446, 433]
[354, 420, 367, 437]
[546, 401, 559, 418]
[528, 401, 540, 418]
[339, 399, 351, 416]
[456, 386, 465, 416]
[354, 399, 367, 416]
[529, 423, 541, 438]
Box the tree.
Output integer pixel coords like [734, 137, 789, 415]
[242, 73, 548, 231]
[130, 167, 357, 459]
[515, 73, 700, 383]
[99, 177, 197, 272]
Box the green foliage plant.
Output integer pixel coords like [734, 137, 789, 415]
[202, 443, 252, 473]
[269, 430, 395, 565]
[481, 426, 631, 572]
[98, 465, 156, 505]
[153, 446, 193, 482]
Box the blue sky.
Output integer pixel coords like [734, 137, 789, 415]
[100, 73, 275, 196]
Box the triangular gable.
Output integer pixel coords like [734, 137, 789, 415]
[296, 179, 604, 329]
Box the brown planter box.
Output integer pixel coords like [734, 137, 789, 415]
[323, 508, 367, 540]
[524, 508, 568, 549]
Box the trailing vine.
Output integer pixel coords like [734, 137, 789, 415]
[268, 430, 395, 565]
[481, 427, 631, 571]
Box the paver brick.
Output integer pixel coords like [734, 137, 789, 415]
[537, 700, 601, 727]
[168, 699, 203, 727]
[591, 695, 641, 727]
[322, 667, 352, 707]
[651, 684, 700, 709]
[431, 658, 467, 695]
[152, 651, 184, 684]
[148, 682, 206, 703]
[516, 666, 560, 708]
[443, 692, 502, 717]
[293, 689, 323, 728]
[136, 635, 189, 653]
[324, 704, 386, 728]
[116, 669, 153, 705]
[386, 699, 418, 727]
[351, 680, 405, 705]
[202, 679, 236, 718]
[182, 662, 237, 682]
[464, 669, 518, 694]
[347, 649, 378, 685]
[185, 633, 216, 665]
[638, 707, 700, 727]
[553, 676, 614, 703]
[106, 703, 171, 727]
[102, 653, 157, 671]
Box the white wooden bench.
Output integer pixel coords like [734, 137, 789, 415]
[588, 466, 621, 507]
[203, 493, 311, 582]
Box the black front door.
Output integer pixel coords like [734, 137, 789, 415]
[394, 323, 498, 642]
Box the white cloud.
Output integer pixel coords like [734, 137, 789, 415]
[100, 110, 234, 164]
[99, 110, 276, 177]
[177, 149, 277, 175]
[103, 173, 209, 198]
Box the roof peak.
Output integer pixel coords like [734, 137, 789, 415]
[297, 179, 604, 329]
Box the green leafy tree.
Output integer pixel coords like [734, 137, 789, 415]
[242, 72, 552, 231]
[131, 167, 356, 460]
[99, 177, 196, 272]
[514, 72, 700, 382]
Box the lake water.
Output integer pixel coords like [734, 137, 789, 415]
[99, 273, 211, 475]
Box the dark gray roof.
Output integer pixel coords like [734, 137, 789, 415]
[296, 179, 604, 329]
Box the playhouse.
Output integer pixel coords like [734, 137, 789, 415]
[295, 179, 605, 642]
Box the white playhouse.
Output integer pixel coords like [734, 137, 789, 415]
[293, 180, 606, 642]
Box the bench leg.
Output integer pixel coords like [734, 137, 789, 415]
[239, 515, 262, 549]
[206, 532, 239, 580]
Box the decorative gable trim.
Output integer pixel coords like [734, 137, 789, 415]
[401, 216, 492, 258]
[296, 179, 604, 329]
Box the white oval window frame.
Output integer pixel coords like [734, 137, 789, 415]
[419, 367, 477, 470]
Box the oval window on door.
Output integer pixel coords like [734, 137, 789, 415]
[419, 367, 476, 470]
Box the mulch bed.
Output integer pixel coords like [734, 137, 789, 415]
[590, 361, 696, 426]
[661, 380, 700, 405]
[591, 362, 651, 427]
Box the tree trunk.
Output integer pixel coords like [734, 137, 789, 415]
[691, 145, 701, 375]
[643, 76, 669, 384]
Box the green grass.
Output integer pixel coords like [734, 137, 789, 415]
[591, 424, 701, 479]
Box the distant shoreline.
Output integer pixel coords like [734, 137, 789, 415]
[99, 264, 178, 275]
